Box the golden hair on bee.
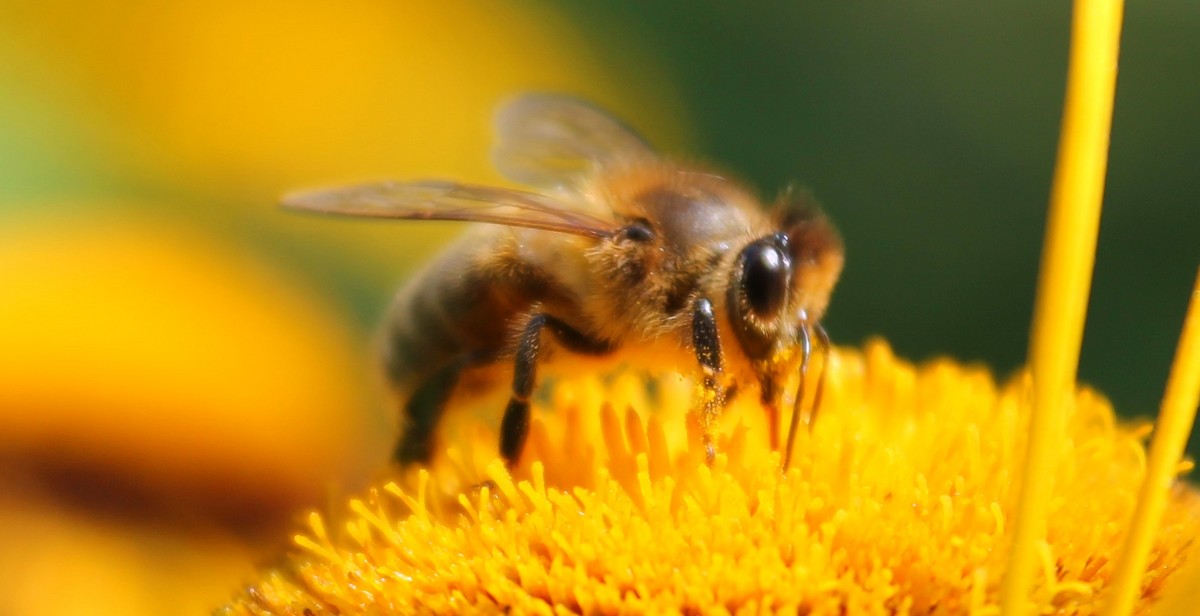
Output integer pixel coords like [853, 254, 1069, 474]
[283, 94, 843, 468]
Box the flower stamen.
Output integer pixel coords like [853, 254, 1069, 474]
[1105, 270, 1200, 616]
[1000, 0, 1125, 611]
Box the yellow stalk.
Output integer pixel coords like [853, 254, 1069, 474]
[1105, 271, 1200, 616]
[999, 0, 1124, 613]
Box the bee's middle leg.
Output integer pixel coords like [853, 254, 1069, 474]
[500, 313, 612, 467]
[691, 297, 726, 464]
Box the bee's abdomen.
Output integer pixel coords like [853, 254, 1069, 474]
[380, 233, 541, 395]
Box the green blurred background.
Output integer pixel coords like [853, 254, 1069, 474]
[553, 1, 1200, 425]
[0, 1, 1196, 613]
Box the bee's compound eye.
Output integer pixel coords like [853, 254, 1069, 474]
[741, 241, 790, 318]
[618, 220, 654, 243]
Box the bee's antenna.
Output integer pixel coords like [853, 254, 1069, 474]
[809, 324, 831, 429]
[782, 325, 813, 471]
[783, 323, 831, 472]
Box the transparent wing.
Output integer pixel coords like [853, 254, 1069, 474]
[282, 180, 620, 239]
[492, 93, 656, 188]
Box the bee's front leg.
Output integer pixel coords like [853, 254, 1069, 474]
[500, 313, 612, 468]
[759, 374, 781, 452]
[691, 297, 726, 464]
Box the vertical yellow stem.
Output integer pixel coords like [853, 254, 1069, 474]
[1104, 271, 1200, 616]
[998, 0, 1124, 614]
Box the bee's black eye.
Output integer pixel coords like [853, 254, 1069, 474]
[618, 220, 654, 243]
[740, 239, 790, 318]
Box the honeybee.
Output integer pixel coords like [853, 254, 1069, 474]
[285, 94, 843, 469]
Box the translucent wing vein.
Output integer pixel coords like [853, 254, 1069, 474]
[282, 180, 619, 238]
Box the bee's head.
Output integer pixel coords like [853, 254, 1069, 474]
[727, 201, 843, 361]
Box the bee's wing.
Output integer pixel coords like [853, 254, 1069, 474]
[282, 180, 620, 239]
[492, 94, 656, 189]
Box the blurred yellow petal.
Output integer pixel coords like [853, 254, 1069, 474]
[0, 487, 257, 616]
[0, 211, 378, 515]
[0, 0, 687, 292]
[0, 0, 685, 196]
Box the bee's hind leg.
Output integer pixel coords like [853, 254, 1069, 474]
[500, 313, 613, 468]
[393, 358, 469, 465]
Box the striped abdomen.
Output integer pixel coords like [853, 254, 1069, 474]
[380, 227, 586, 397]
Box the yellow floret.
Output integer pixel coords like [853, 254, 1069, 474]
[221, 340, 1200, 615]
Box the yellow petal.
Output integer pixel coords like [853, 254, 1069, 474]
[0, 212, 376, 512]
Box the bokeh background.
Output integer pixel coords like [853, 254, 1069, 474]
[1, 1, 1196, 613]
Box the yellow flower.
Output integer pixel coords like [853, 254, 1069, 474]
[219, 0, 1200, 614]
[221, 341, 1200, 614]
